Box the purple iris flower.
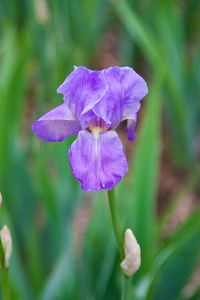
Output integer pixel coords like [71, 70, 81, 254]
[32, 66, 148, 191]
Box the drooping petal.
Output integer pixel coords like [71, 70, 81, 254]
[57, 66, 107, 126]
[125, 113, 137, 141]
[32, 103, 81, 142]
[68, 130, 128, 191]
[93, 66, 148, 129]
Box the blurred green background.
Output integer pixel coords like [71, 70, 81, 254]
[0, 0, 200, 299]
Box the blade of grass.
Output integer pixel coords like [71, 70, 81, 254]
[134, 207, 200, 300]
[38, 246, 76, 300]
[150, 208, 200, 300]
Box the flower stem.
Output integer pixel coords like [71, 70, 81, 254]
[107, 189, 124, 261]
[107, 189, 132, 300]
[121, 276, 132, 300]
[1, 268, 9, 300]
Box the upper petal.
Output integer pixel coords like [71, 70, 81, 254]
[68, 130, 128, 191]
[57, 66, 107, 126]
[93, 66, 148, 128]
[32, 103, 81, 142]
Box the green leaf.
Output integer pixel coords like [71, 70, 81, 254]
[110, 0, 163, 69]
[38, 247, 76, 300]
[135, 208, 200, 300]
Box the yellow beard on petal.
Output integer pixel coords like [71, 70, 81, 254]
[91, 127, 104, 156]
[91, 127, 104, 139]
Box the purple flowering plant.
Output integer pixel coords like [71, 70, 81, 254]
[32, 66, 148, 191]
[32, 65, 148, 296]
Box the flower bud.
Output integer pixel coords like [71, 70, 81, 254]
[0, 193, 2, 208]
[0, 226, 12, 268]
[34, 0, 50, 24]
[120, 228, 141, 276]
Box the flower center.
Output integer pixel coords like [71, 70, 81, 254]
[91, 126, 104, 139]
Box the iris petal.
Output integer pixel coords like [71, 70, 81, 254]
[93, 66, 148, 129]
[32, 103, 81, 142]
[68, 130, 128, 191]
[125, 114, 137, 141]
[57, 66, 107, 126]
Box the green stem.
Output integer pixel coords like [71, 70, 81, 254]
[1, 268, 9, 300]
[107, 189, 124, 260]
[107, 189, 132, 300]
[122, 276, 132, 300]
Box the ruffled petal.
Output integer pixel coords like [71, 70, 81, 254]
[68, 130, 128, 191]
[32, 103, 81, 142]
[57, 66, 107, 126]
[93, 66, 148, 129]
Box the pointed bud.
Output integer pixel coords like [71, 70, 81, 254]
[34, 0, 50, 24]
[0, 226, 12, 268]
[120, 229, 141, 276]
[0, 193, 2, 208]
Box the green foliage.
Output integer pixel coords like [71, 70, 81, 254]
[128, 76, 162, 266]
[0, 0, 199, 299]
